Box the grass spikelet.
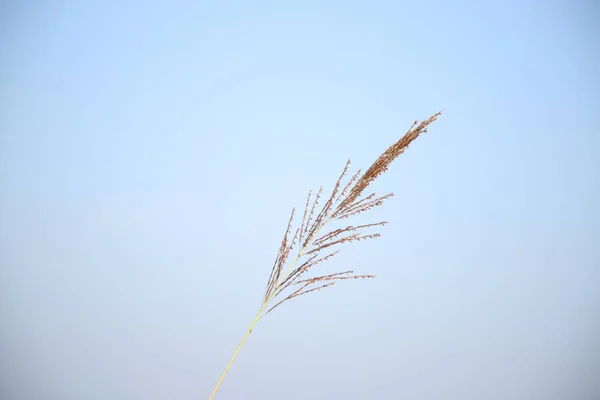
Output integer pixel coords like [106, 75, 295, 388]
[208, 111, 442, 400]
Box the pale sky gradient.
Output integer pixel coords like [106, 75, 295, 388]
[1, 1, 599, 399]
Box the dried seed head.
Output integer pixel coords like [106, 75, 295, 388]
[336, 111, 442, 212]
[262, 111, 442, 315]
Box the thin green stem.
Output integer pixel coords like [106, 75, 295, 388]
[208, 218, 331, 399]
[208, 304, 265, 400]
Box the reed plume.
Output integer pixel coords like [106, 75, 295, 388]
[209, 111, 442, 399]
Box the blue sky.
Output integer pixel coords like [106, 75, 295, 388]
[1, 1, 598, 399]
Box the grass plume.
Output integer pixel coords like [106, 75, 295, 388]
[208, 110, 442, 399]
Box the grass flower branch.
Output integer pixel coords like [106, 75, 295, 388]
[208, 110, 442, 399]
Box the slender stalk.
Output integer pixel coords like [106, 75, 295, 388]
[208, 235, 317, 399]
[207, 305, 265, 400]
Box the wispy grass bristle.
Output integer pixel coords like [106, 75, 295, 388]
[209, 110, 442, 400]
[261, 110, 442, 314]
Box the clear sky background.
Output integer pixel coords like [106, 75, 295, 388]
[1, 1, 598, 399]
